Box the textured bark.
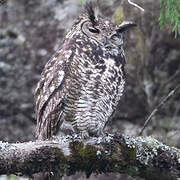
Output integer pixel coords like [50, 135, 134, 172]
[0, 134, 180, 180]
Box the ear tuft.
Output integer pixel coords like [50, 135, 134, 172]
[117, 21, 137, 33]
[85, 1, 97, 24]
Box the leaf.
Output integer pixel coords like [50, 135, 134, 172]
[159, 0, 180, 38]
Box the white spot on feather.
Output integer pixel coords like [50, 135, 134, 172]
[106, 58, 115, 67]
[58, 61, 63, 65]
[65, 50, 72, 59]
[52, 57, 57, 61]
[105, 20, 109, 25]
[57, 71, 65, 86]
[44, 95, 48, 101]
[50, 86, 55, 93]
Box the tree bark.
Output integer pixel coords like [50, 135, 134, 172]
[0, 134, 179, 180]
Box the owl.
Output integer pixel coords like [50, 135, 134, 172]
[35, 2, 136, 140]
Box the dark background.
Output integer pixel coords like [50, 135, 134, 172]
[0, 0, 179, 179]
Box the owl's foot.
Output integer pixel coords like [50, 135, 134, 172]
[70, 131, 90, 140]
[80, 130, 90, 139]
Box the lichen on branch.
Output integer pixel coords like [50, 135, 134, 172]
[0, 134, 180, 180]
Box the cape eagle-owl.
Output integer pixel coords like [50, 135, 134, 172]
[35, 2, 136, 140]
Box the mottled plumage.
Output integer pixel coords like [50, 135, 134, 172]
[35, 2, 136, 140]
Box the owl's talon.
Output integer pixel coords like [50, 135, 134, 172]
[80, 131, 90, 139]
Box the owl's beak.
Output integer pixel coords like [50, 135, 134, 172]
[102, 36, 109, 46]
[102, 37, 112, 49]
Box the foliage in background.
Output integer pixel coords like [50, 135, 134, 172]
[80, 0, 84, 5]
[159, 0, 180, 37]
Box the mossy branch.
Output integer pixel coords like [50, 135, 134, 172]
[0, 134, 180, 179]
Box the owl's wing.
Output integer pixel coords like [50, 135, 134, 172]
[35, 49, 73, 140]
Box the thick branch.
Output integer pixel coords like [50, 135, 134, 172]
[0, 134, 180, 180]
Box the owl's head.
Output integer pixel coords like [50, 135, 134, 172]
[78, 1, 136, 50]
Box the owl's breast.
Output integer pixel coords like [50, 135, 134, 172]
[61, 42, 125, 136]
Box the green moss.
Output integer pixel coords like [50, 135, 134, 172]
[69, 141, 96, 157]
[67, 140, 139, 177]
[68, 141, 99, 177]
[129, 148, 137, 162]
[69, 141, 125, 177]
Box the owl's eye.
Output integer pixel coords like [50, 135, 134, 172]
[88, 27, 100, 34]
[111, 34, 120, 41]
[111, 34, 118, 41]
